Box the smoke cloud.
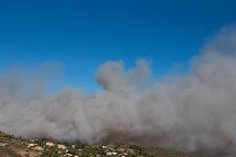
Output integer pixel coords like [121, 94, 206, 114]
[1, 26, 236, 156]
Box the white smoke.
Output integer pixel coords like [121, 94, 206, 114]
[1, 26, 236, 156]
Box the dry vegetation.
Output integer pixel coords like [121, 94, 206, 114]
[0, 131, 208, 157]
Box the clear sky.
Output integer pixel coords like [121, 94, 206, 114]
[0, 0, 236, 92]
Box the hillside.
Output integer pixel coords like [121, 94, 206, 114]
[0, 131, 207, 157]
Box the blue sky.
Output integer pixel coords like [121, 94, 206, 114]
[0, 0, 236, 92]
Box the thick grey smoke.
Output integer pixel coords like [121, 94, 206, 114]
[1, 26, 236, 156]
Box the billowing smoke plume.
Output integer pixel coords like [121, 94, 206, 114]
[1, 26, 236, 156]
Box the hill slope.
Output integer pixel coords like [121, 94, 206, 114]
[0, 131, 207, 157]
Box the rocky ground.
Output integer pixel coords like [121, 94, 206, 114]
[0, 131, 207, 157]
